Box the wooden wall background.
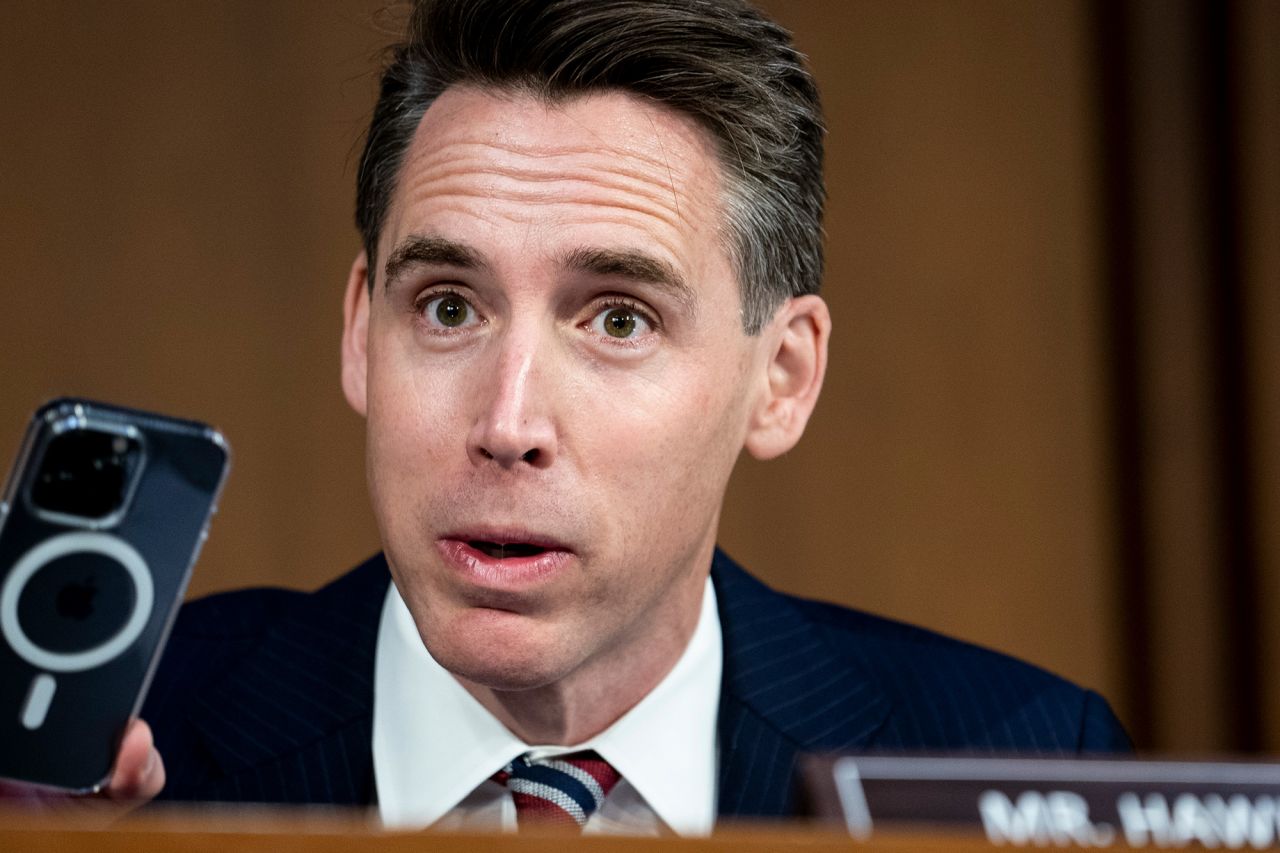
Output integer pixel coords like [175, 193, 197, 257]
[0, 1, 1275, 753]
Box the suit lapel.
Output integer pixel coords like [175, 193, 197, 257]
[712, 549, 891, 818]
[185, 555, 391, 803]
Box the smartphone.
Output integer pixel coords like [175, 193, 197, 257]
[0, 398, 229, 792]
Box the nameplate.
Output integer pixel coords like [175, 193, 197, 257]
[802, 755, 1280, 848]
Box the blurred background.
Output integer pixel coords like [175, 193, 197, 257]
[0, 0, 1275, 754]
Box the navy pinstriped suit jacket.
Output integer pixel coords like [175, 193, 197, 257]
[143, 549, 1130, 818]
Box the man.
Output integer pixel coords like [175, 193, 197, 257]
[39, 0, 1128, 833]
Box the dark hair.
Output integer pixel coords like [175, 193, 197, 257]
[355, 0, 825, 333]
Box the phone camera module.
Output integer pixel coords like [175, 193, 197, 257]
[29, 429, 143, 520]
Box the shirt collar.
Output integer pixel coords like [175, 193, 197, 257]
[373, 576, 722, 834]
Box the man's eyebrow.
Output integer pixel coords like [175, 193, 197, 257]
[560, 247, 697, 313]
[383, 235, 487, 288]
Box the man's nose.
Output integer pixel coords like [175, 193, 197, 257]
[466, 330, 557, 470]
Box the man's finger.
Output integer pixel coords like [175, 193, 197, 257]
[102, 719, 165, 802]
[0, 718, 164, 823]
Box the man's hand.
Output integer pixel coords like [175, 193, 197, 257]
[0, 719, 164, 818]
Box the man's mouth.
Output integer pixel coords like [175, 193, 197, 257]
[437, 533, 574, 587]
[467, 540, 550, 559]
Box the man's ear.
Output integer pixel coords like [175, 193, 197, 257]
[341, 252, 371, 418]
[743, 294, 831, 460]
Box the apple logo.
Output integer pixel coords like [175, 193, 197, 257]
[56, 576, 98, 621]
[18, 552, 136, 653]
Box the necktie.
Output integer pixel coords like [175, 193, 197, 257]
[491, 751, 621, 830]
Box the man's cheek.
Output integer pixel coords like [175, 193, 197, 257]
[369, 389, 453, 463]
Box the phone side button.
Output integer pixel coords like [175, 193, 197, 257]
[190, 527, 210, 565]
[20, 673, 57, 730]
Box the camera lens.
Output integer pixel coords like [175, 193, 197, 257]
[29, 428, 143, 520]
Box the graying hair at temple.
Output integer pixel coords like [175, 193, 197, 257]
[354, 0, 826, 334]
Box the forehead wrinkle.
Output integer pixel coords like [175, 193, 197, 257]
[403, 189, 689, 265]
[638, 106, 684, 225]
[547, 89, 718, 215]
[397, 157, 698, 239]
[402, 135, 715, 231]
[408, 147, 699, 209]
[413, 133, 702, 183]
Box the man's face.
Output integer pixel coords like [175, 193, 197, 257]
[343, 87, 776, 694]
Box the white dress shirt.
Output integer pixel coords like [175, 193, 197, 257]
[373, 576, 722, 835]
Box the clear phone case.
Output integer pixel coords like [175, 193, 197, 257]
[0, 398, 229, 791]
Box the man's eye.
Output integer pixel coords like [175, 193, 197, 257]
[590, 305, 652, 340]
[420, 293, 475, 329]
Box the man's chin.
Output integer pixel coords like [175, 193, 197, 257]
[432, 646, 572, 693]
[423, 612, 579, 692]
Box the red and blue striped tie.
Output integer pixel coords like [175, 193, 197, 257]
[491, 751, 621, 830]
